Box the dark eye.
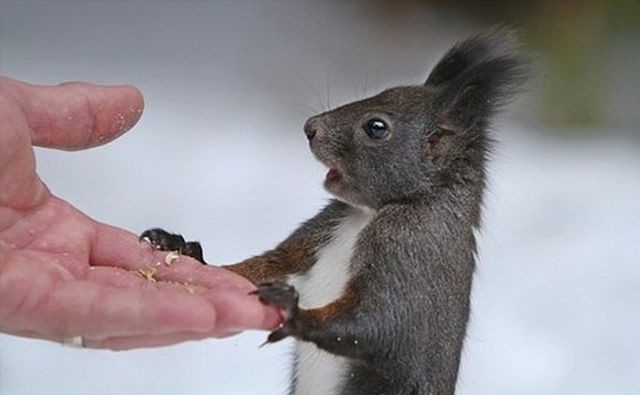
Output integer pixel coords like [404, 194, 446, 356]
[363, 119, 389, 139]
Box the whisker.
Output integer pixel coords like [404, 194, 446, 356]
[363, 68, 369, 97]
[325, 70, 332, 111]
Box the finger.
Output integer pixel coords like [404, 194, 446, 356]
[83, 332, 213, 350]
[201, 287, 282, 332]
[1, 260, 280, 346]
[86, 266, 281, 332]
[87, 266, 210, 298]
[0, 76, 143, 150]
[7, 329, 222, 351]
[47, 280, 220, 338]
[91, 222, 256, 292]
[0, 256, 217, 339]
[86, 265, 195, 290]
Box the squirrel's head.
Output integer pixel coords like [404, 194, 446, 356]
[304, 29, 529, 209]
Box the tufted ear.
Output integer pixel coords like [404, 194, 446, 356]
[426, 28, 529, 134]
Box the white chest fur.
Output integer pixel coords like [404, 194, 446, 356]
[287, 207, 374, 395]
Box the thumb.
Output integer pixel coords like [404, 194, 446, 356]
[0, 77, 144, 150]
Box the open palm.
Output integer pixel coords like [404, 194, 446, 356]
[0, 77, 279, 349]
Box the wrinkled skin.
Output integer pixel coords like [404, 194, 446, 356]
[0, 77, 280, 350]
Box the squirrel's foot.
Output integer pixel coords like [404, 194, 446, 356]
[139, 228, 206, 264]
[251, 281, 301, 344]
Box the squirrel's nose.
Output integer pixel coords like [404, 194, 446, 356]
[304, 118, 319, 142]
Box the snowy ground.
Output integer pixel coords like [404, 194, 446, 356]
[1, 1, 639, 394]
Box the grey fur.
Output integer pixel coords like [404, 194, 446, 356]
[279, 29, 528, 394]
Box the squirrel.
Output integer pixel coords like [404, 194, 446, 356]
[141, 29, 528, 395]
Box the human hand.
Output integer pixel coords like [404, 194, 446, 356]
[0, 77, 280, 350]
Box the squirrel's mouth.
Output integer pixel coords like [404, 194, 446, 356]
[325, 168, 342, 184]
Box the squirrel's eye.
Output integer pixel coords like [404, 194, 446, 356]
[364, 119, 389, 139]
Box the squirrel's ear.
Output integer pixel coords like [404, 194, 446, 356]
[425, 28, 529, 133]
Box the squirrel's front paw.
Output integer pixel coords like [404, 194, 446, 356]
[251, 281, 300, 344]
[139, 228, 206, 264]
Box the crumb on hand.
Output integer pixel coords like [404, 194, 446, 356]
[135, 267, 157, 283]
[183, 282, 195, 294]
[164, 251, 180, 266]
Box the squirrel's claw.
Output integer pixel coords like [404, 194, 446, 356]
[251, 281, 300, 344]
[140, 228, 186, 250]
[139, 228, 206, 264]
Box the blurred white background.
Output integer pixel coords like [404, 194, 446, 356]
[0, 1, 638, 394]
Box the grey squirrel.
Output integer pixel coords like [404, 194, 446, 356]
[141, 29, 528, 395]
